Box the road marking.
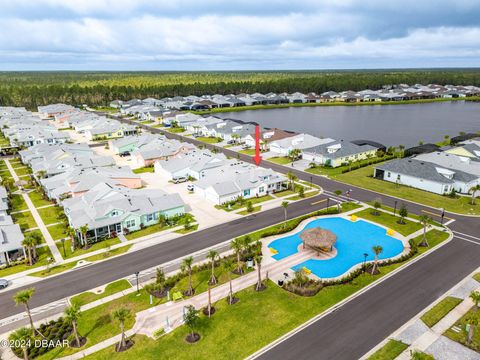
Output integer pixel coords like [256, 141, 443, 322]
[421, 209, 453, 221]
[452, 231, 480, 242]
[454, 235, 480, 246]
[310, 199, 327, 205]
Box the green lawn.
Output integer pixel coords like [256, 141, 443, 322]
[166, 127, 185, 133]
[13, 167, 31, 176]
[353, 208, 423, 236]
[196, 136, 222, 144]
[31, 245, 132, 278]
[28, 191, 54, 208]
[286, 190, 320, 201]
[125, 223, 168, 240]
[47, 223, 68, 240]
[368, 339, 409, 360]
[10, 194, 28, 211]
[174, 224, 199, 234]
[238, 206, 261, 215]
[239, 149, 256, 155]
[335, 165, 480, 215]
[12, 211, 38, 230]
[0, 247, 53, 277]
[132, 167, 154, 174]
[71, 280, 132, 307]
[37, 206, 64, 225]
[444, 305, 480, 352]
[473, 273, 480, 283]
[421, 296, 463, 327]
[215, 195, 274, 212]
[57, 238, 122, 259]
[267, 156, 292, 165]
[274, 189, 296, 197]
[410, 351, 434, 360]
[306, 157, 393, 178]
[365, 202, 442, 227]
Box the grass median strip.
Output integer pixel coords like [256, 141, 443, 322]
[421, 296, 462, 327]
[353, 208, 423, 236]
[367, 339, 409, 360]
[71, 279, 132, 307]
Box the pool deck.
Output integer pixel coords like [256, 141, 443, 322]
[262, 204, 442, 282]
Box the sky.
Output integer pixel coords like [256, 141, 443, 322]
[1, 0, 480, 71]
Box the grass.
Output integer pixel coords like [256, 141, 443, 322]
[267, 156, 292, 165]
[24, 229, 45, 243]
[132, 166, 154, 174]
[365, 202, 442, 227]
[353, 208, 423, 236]
[215, 195, 274, 212]
[125, 223, 168, 240]
[37, 206, 64, 225]
[367, 339, 409, 360]
[239, 149, 256, 155]
[444, 305, 480, 352]
[421, 296, 463, 327]
[274, 189, 296, 197]
[166, 127, 185, 133]
[10, 194, 28, 211]
[196, 136, 222, 144]
[174, 224, 199, 234]
[238, 206, 261, 215]
[28, 191, 54, 208]
[410, 351, 434, 360]
[12, 211, 38, 230]
[47, 223, 68, 240]
[13, 167, 31, 176]
[473, 273, 480, 282]
[335, 165, 480, 215]
[306, 157, 393, 178]
[56, 238, 122, 259]
[31, 245, 132, 277]
[71, 279, 132, 307]
[286, 190, 320, 200]
[0, 247, 53, 277]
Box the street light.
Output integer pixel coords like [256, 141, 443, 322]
[61, 238, 66, 258]
[134, 271, 140, 294]
[310, 176, 313, 188]
[326, 198, 330, 211]
[441, 208, 445, 225]
[363, 253, 368, 273]
[393, 200, 398, 217]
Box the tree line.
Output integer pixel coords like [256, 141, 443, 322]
[1, 69, 480, 110]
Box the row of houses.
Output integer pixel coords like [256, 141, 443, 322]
[110, 84, 480, 113]
[374, 138, 480, 195]
[0, 186, 25, 267]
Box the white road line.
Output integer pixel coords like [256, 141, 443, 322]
[452, 231, 480, 241]
[454, 235, 480, 245]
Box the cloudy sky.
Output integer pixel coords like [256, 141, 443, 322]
[1, 0, 480, 70]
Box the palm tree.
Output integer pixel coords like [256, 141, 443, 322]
[79, 225, 89, 249]
[281, 201, 289, 229]
[230, 238, 243, 274]
[22, 235, 35, 266]
[288, 148, 301, 164]
[64, 303, 82, 347]
[13, 288, 37, 336]
[35, 170, 46, 179]
[418, 215, 432, 247]
[469, 185, 480, 205]
[470, 291, 480, 311]
[466, 316, 478, 345]
[286, 171, 297, 190]
[113, 308, 131, 351]
[181, 256, 194, 296]
[66, 227, 76, 250]
[371, 245, 383, 274]
[398, 144, 405, 158]
[254, 254, 264, 291]
[207, 250, 219, 285]
[223, 258, 236, 304]
[9, 327, 33, 360]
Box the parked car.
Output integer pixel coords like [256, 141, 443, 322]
[227, 140, 236, 145]
[187, 184, 195, 192]
[173, 176, 188, 184]
[119, 151, 130, 157]
[0, 279, 9, 289]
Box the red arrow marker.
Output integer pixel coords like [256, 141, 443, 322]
[253, 124, 262, 166]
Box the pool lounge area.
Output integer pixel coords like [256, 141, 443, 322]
[268, 217, 405, 279]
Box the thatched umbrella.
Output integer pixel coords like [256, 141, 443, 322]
[300, 227, 337, 253]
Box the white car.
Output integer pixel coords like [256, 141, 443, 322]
[187, 184, 195, 192]
[0, 279, 9, 289]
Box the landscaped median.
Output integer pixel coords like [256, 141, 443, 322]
[421, 296, 463, 328]
[368, 339, 409, 360]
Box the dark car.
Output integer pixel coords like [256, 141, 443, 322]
[119, 151, 130, 157]
[0, 279, 9, 289]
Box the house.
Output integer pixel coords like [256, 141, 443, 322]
[0, 187, 8, 216]
[62, 183, 187, 241]
[0, 221, 25, 266]
[269, 134, 333, 156]
[109, 134, 162, 155]
[131, 139, 194, 167]
[37, 104, 76, 119]
[193, 166, 287, 205]
[40, 166, 142, 200]
[244, 128, 297, 150]
[84, 122, 137, 141]
[302, 140, 378, 168]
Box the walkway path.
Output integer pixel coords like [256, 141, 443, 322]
[5, 159, 63, 263]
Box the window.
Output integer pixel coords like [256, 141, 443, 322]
[146, 213, 155, 222]
[111, 210, 119, 217]
[259, 186, 265, 192]
[125, 219, 136, 228]
[387, 172, 391, 178]
[397, 175, 401, 181]
[244, 189, 250, 196]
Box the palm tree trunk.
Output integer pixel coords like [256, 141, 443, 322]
[120, 322, 126, 349]
[472, 192, 476, 205]
[188, 270, 193, 295]
[22, 347, 28, 360]
[468, 325, 474, 344]
[236, 252, 242, 274]
[207, 286, 212, 317]
[25, 303, 35, 335]
[73, 320, 81, 347]
[229, 277, 233, 303]
[26, 247, 32, 266]
[211, 262, 216, 284]
[371, 256, 378, 274]
[32, 246, 37, 261]
[256, 264, 262, 290]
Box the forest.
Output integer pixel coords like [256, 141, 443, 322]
[1, 69, 480, 110]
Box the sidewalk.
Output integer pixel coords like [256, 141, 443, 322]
[5, 159, 63, 263]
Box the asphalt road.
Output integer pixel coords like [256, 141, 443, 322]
[1, 116, 479, 360]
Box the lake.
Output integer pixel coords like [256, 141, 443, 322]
[216, 101, 480, 147]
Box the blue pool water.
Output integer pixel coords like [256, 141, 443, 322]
[268, 217, 404, 279]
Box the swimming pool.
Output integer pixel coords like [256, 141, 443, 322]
[268, 217, 404, 279]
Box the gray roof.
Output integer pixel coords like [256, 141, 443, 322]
[303, 140, 377, 159]
[0, 224, 24, 253]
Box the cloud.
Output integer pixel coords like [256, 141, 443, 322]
[0, 1, 479, 70]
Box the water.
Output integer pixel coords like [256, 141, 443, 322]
[217, 101, 480, 147]
[268, 217, 404, 279]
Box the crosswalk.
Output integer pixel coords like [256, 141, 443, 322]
[453, 231, 480, 245]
